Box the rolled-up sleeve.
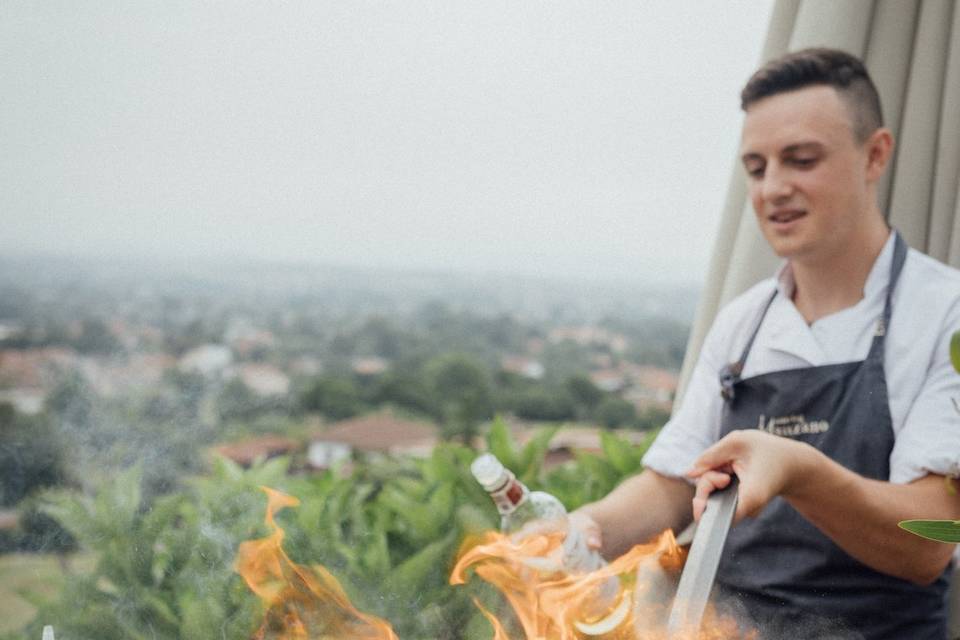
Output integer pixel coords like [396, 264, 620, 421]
[890, 310, 960, 484]
[642, 322, 727, 480]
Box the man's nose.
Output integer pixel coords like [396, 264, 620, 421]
[761, 165, 793, 203]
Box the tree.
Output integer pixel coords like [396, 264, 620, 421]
[634, 405, 672, 431]
[0, 404, 68, 507]
[300, 375, 364, 420]
[510, 387, 576, 422]
[369, 369, 436, 417]
[595, 396, 637, 429]
[425, 353, 494, 443]
[564, 374, 603, 419]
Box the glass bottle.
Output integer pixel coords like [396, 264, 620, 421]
[470, 452, 605, 576]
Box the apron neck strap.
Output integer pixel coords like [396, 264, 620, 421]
[870, 229, 908, 347]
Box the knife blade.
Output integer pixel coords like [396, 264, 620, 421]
[666, 476, 739, 636]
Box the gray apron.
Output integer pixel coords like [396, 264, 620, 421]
[714, 232, 949, 639]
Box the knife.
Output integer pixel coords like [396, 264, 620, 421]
[665, 476, 739, 636]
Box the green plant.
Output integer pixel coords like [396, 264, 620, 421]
[10, 418, 655, 639]
[898, 330, 960, 543]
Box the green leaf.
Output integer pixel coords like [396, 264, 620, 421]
[379, 485, 440, 543]
[898, 519, 960, 543]
[601, 430, 643, 476]
[486, 415, 519, 472]
[381, 532, 456, 596]
[518, 425, 558, 485]
[455, 503, 497, 536]
[951, 330, 960, 374]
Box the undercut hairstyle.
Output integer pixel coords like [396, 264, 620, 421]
[740, 48, 884, 143]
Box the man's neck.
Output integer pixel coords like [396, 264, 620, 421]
[790, 222, 891, 325]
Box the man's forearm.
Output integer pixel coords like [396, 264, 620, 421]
[576, 469, 695, 559]
[786, 444, 960, 585]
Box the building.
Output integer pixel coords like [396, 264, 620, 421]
[308, 412, 438, 470]
[213, 435, 300, 468]
[237, 363, 290, 396]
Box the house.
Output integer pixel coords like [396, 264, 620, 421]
[509, 422, 651, 468]
[0, 387, 45, 414]
[548, 326, 628, 353]
[213, 435, 300, 468]
[237, 363, 290, 396]
[589, 369, 626, 393]
[500, 355, 545, 380]
[0, 510, 18, 532]
[308, 413, 438, 470]
[179, 344, 233, 377]
[351, 357, 389, 376]
[622, 365, 678, 411]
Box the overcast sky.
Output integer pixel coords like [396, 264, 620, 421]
[1, 1, 774, 286]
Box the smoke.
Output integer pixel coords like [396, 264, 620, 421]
[710, 592, 865, 640]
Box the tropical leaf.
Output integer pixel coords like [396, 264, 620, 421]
[486, 416, 519, 472]
[518, 425, 558, 486]
[455, 503, 497, 536]
[898, 519, 960, 543]
[951, 330, 960, 374]
[381, 532, 456, 596]
[600, 430, 643, 476]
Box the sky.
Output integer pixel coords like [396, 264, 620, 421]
[1, 1, 774, 286]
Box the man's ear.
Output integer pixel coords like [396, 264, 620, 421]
[865, 127, 894, 183]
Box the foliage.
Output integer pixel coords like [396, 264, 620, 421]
[595, 396, 638, 429]
[0, 405, 68, 508]
[9, 420, 657, 639]
[898, 519, 960, 543]
[508, 386, 576, 422]
[425, 353, 494, 443]
[300, 375, 365, 420]
[12, 495, 76, 554]
[10, 460, 285, 640]
[565, 375, 603, 418]
[898, 330, 960, 544]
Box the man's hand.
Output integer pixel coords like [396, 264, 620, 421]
[687, 430, 814, 522]
[567, 510, 602, 550]
[573, 469, 695, 559]
[686, 429, 960, 584]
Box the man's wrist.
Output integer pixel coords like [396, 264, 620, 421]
[781, 440, 826, 501]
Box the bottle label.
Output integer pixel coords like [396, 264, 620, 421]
[489, 476, 528, 515]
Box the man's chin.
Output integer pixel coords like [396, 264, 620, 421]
[762, 231, 807, 259]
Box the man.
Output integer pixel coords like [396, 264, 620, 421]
[574, 48, 960, 638]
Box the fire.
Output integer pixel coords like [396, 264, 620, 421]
[451, 529, 752, 640]
[234, 487, 398, 640]
[236, 487, 752, 639]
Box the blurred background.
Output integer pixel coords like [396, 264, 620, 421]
[0, 2, 773, 638]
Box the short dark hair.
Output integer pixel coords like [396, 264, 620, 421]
[741, 48, 884, 143]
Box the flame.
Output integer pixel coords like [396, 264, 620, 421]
[234, 487, 398, 640]
[236, 488, 753, 639]
[451, 529, 754, 640]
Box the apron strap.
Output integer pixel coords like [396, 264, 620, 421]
[720, 288, 777, 401]
[868, 229, 908, 358]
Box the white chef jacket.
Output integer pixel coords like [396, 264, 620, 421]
[643, 232, 960, 485]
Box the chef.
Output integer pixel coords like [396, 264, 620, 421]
[574, 48, 960, 638]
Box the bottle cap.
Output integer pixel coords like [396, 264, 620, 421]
[471, 453, 506, 491]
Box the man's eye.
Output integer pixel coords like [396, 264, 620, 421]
[746, 167, 764, 178]
[792, 157, 817, 167]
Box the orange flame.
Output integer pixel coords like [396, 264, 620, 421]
[234, 487, 398, 640]
[451, 529, 753, 640]
[236, 488, 752, 639]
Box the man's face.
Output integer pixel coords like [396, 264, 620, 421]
[740, 85, 872, 262]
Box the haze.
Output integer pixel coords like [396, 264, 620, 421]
[0, 1, 773, 285]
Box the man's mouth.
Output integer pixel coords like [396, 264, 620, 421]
[768, 209, 806, 224]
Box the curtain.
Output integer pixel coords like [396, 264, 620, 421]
[679, 0, 960, 400]
[675, 0, 960, 632]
